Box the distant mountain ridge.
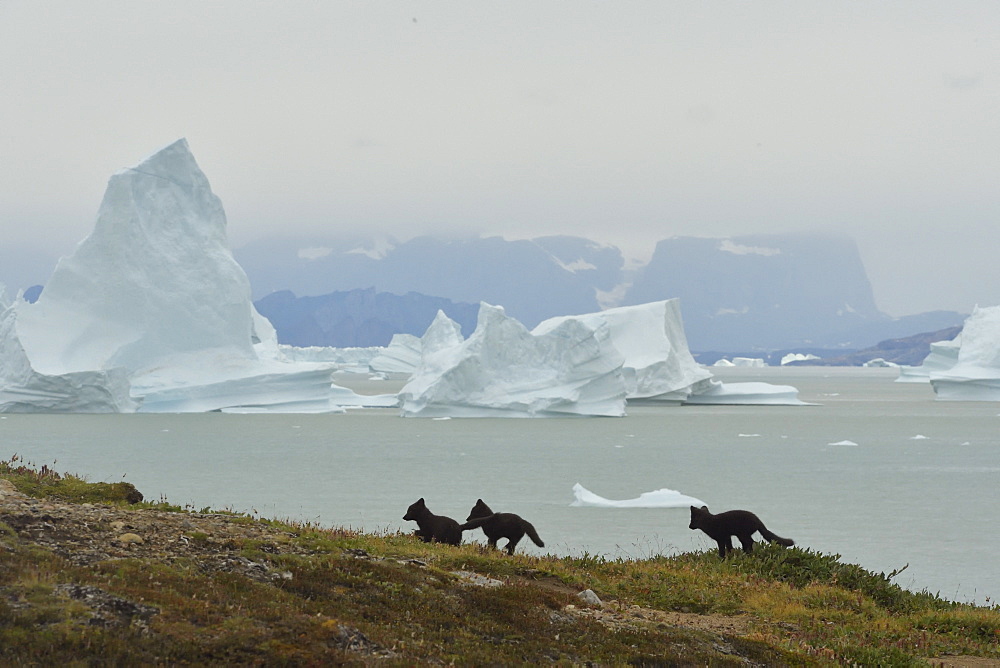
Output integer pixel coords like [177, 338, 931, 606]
[786, 326, 963, 367]
[254, 287, 479, 348]
[237, 234, 620, 330]
[234, 232, 967, 352]
[622, 234, 964, 350]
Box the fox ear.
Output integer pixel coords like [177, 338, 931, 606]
[418, 497, 425, 504]
[477, 498, 484, 504]
[701, 505, 708, 511]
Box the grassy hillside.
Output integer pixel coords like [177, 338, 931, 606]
[2, 456, 998, 665]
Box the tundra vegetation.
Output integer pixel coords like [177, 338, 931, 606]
[2, 455, 998, 666]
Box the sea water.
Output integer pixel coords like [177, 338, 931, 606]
[2, 367, 997, 605]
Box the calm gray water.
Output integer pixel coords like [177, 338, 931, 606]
[2, 367, 998, 604]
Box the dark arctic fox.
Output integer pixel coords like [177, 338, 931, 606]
[459, 499, 544, 555]
[689, 505, 794, 558]
[403, 498, 463, 546]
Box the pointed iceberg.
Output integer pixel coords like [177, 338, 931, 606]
[6, 139, 389, 412]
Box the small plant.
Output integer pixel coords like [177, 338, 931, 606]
[1, 454, 143, 504]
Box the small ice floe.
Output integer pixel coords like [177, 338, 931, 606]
[910, 434, 929, 440]
[614, 445, 625, 448]
[432, 417, 452, 421]
[571, 483, 705, 508]
[738, 433, 761, 438]
[828, 440, 859, 447]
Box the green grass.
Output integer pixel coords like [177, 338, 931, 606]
[3, 458, 999, 665]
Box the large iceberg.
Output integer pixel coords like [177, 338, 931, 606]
[928, 306, 1000, 400]
[534, 299, 713, 403]
[398, 304, 627, 417]
[3, 139, 391, 413]
[535, 300, 806, 406]
[397, 298, 807, 416]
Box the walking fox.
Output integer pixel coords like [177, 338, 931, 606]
[403, 498, 463, 546]
[689, 505, 794, 558]
[459, 499, 544, 555]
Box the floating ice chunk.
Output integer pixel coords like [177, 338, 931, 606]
[399, 304, 627, 417]
[534, 299, 713, 403]
[781, 353, 820, 365]
[738, 433, 762, 438]
[570, 483, 705, 508]
[828, 440, 859, 446]
[685, 381, 811, 406]
[713, 357, 765, 367]
[863, 358, 899, 368]
[910, 434, 929, 440]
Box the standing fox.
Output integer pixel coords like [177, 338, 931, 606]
[459, 499, 544, 555]
[403, 498, 463, 546]
[689, 505, 794, 558]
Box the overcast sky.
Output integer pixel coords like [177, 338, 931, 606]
[2, 1, 997, 316]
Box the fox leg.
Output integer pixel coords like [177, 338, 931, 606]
[716, 539, 730, 558]
[738, 534, 755, 554]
